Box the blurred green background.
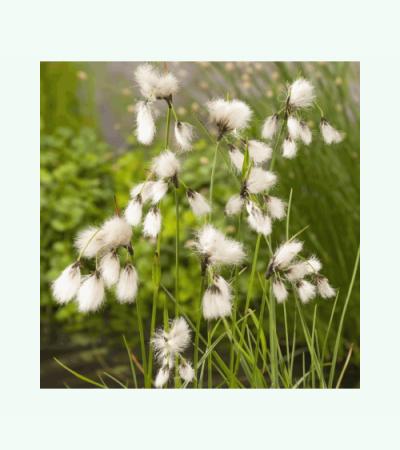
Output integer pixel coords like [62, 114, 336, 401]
[40, 62, 359, 388]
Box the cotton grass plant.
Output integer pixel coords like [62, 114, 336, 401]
[51, 62, 359, 389]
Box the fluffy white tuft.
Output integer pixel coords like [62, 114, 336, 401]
[288, 78, 315, 109]
[317, 277, 336, 299]
[265, 195, 286, 220]
[228, 146, 244, 173]
[207, 98, 252, 136]
[154, 366, 170, 388]
[136, 101, 156, 145]
[187, 190, 211, 217]
[179, 361, 195, 383]
[202, 276, 232, 320]
[130, 181, 156, 203]
[272, 279, 288, 303]
[287, 115, 302, 140]
[282, 137, 297, 159]
[167, 317, 191, 355]
[246, 201, 272, 236]
[225, 194, 244, 216]
[261, 114, 279, 140]
[151, 149, 180, 180]
[52, 262, 81, 304]
[320, 119, 343, 144]
[150, 180, 169, 204]
[175, 121, 195, 152]
[101, 216, 132, 248]
[248, 140, 272, 164]
[285, 257, 321, 282]
[134, 64, 178, 100]
[74, 226, 105, 259]
[143, 207, 162, 238]
[77, 272, 105, 313]
[124, 198, 143, 226]
[99, 251, 120, 288]
[272, 240, 303, 270]
[299, 121, 312, 145]
[194, 224, 246, 267]
[116, 264, 138, 303]
[246, 167, 277, 194]
[296, 280, 316, 304]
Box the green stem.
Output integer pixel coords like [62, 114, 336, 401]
[269, 120, 286, 172]
[174, 186, 180, 315]
[165, 104, 172, 148]
[269, 282, 279, 387]
[135, 297, 147, 383]
[208, 141, 220, 219]
[207, 321, 212, 388]
[194, 274, 205, 388]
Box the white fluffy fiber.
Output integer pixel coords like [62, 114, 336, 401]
[225, 194, 244, 216]
[151, 149, 180, 179]
[202, 276, 232, 320]
[52, 263, 81, 304]
[207, 98, 252, 134]
[99, 252, 120, 288]
[246, 167, 277, 194]
[288, 78, 315, 109]
[187, 190, 211, 217]
[246, 201, 272, 236]
[282, 137, 297, 159]
[143, 207, 162, 238]
[77, 272, 105, 313]
[261, 114, 279, 140]
[248, 140, 272, 164]
[136, 101, 156, 145]
[116, 264, 138, 303]
[175, 121, 195, 152]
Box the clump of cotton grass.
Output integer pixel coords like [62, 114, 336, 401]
[287, 78, 315, 110]
[152, 317, 194, 387]
[175, 121, 195, 152]
[101, 216, 132, 249]
[186, 189, 211, 217]
[116, 263, 139, 303]
[192, 224, 246, 269]
[151, 149, 180, 182]
[74, 226, 105, 259]
[77, 271, 105, 313]
[134, 63, 179, 102]
[320, 118, 344, 144]
[267, 240, 335, 304]
[99, 251, 120, 288]
[245, 167, 277, 194]
[202, 275, 232, 320]
[52, 262, 81, 304]
[143, 206, 162, 239]
[136, 101, 156, 145]
[261, 114, 279, 140]
[246, 201, 271, 236]
[207, 98, 252, 140]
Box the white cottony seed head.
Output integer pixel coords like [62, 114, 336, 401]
[194, 224, 246, 267]
[225, 194, 244, 216]
[287, 115, 302, 140]
[124, 198, 143, 226]
[134, 64, 178, 100]
[317, 277, 336, 299]
[151, 149, 180, 180]
[187, 190, 211, 217]
[150, 180, 169, 204]
[228, 146, 244, 173]
[52, 262, 81, 304]
[246, 201, 272, 236]
[288, 78, 315, 109]
[246, 167, 277, 194]
[261, 114, 279, 140]
[175, 121, 195, 152]
[248, 140, 272, 165]
[101, 216, 132, 248]
[265, 195, 286, 220]
[320, 119, 343, 144]
[130, 181, 156, 203]
[207, 98, 252, 136]
[77, 272, 105, 313]
[282, 137, 297, 159]
[143, 207, 162, 239]
[167, 317, 191, 355]
[154, 366, 170, 388]
[99, 251, 120, 288]
[272, 240, 303, 270]
[74, 226, 105, 259]
[285, 257, 321, 282]
[116, 264, 138, 303]
[136, 101, 156, 145]
[272, 279, 288, 303]
[296, 280, 316, 304]
[202, 276, 232, 320]
[179, 361, 195, 383]
[299, 121, 312, 145]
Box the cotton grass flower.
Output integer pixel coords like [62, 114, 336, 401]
[52, 262, 81, 304]
[150, 180, 169, 204]
[202, 276, 232, 320]
[124, 197, 143, 226]
[299, 121, 312, 145]
[99, 251, 120, 288]
[154, 365, 170, 388]
[228, 146, 244, 173]
[143, 206, 162, 238]
[261, 114, 279, 140]
[248, 140, 272, 164]
[152, 317, 191, 364]
[136, 101, 156, 145]
[207, 98, 252, 139]
[267, 240, 303, 276]
[116, 263, 138, 303]
[152, 150, 180, 180]
[194, 224, 245, 267]
[320, 118, 343, 144]
[272, 279, 288, 303]
[77, 271, 105, 313]
[246, 201, 272, 236]
[187, 189, 211, 217]
[316, 276, 336, 299]
[175, 121, 195, 151]
[225, 194, 244, 216]
[74, 226, 105, 259]
[265, 195, 286, 220]
[246, 167, 277, 194]
[130, 181, 156, 203]
[101, 216, 132, 248]
[179, 361, 195, 383]
[134, 64, 178, 101]
[296, 279, 316, 304]
[287, 115, 302, 140]
[288, 78, 315, 109]
[282, 137, 297, 159]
